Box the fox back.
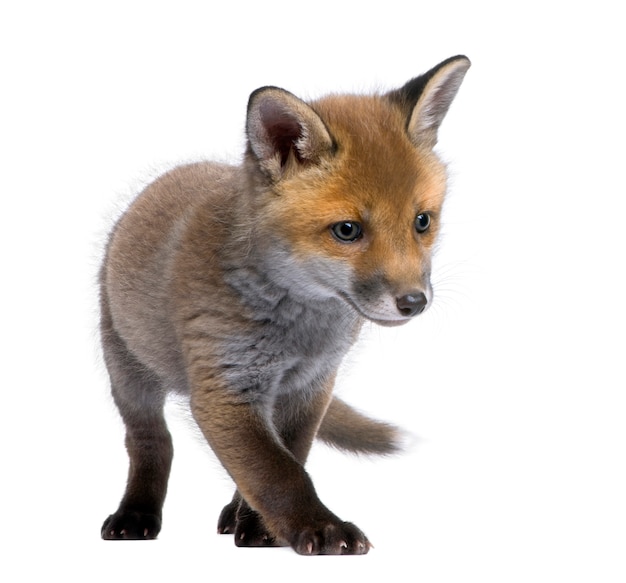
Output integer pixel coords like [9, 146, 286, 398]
[100, 56, 470, 554]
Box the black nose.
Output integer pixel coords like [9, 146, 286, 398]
[396, 292, 428, 317]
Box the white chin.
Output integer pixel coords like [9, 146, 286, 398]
[368, 317, 412, 328]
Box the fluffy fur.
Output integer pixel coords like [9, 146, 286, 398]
[100, 55, 470, 555]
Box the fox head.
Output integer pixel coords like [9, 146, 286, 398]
[244, 56, 470, 326]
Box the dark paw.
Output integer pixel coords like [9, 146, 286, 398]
[234, 508, 279, 547]
[101, 510, 161, 540]
[292, 521, 371, 555]
[218, 497, 281, 547]
[217, 498, 239, 535]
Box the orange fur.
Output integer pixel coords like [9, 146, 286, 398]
[100, 56, 470, 554]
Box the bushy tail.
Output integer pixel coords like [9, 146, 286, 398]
[316, 397, 403, 455]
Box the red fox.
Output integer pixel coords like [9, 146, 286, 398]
[100, 55, 470, 555]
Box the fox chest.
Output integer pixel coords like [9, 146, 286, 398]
[218, 299, 359, 399]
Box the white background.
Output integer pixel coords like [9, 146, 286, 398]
[1, 1, 624, 581]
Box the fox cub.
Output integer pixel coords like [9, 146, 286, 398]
[100, 55, 470, 554]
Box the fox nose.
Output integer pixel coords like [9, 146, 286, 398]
[396, 292, 428, 317]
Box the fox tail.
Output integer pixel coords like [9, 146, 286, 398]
[316, 397, 404, 455]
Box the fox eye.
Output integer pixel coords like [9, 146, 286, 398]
[415, 213, 431, 233]
[331, 221, 363, 242]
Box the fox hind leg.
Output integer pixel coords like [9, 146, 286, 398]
[100, 294, 173, 540]
[100, 404, 173, 539]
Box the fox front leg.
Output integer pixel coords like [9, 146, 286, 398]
[192, 386, 370, 555]
[217, 383, 345, 548]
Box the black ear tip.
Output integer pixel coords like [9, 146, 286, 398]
[446, 54, 470, 63]
[438, 55, 471, 73]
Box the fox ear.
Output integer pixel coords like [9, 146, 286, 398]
[389, 55, 471, 149]
[246, 87, 334, 180]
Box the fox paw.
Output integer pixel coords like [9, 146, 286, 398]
[218, 499, 280, 547]
[218, 497, 370, 554]
[217, 498, 239, 535]
[234, 510, 279, 547]
[291, 521, 371, 555]
[101, 510, 161, 540]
